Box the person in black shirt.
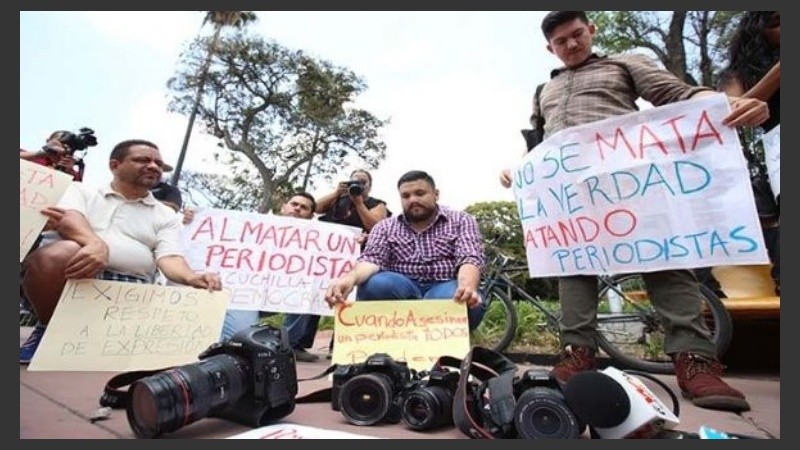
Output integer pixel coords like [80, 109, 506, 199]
[149, 162, 183, 212]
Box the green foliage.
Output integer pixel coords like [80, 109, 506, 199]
[169, 31, 388, 213]
[465, 200, 524, 260]
[587, 11, 745, 86]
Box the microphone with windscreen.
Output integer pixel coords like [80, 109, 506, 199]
[562, 367, 679, 439]
[562, 370, 630, 428]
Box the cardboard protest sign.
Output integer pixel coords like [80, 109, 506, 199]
[28, 279, 230, 371]
[183, 208, 362, 315]
[331, 300, 470, 372]
[762, 125, 780, 199]
[511, 94, 769, 277]
[20, 159, 74, 261]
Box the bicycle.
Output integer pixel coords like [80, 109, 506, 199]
[471, 251, 733, 374]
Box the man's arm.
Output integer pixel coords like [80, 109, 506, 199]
[54, 209, 109, 279]
[454, 263, 482, 307]
[691, 90, 769, 128]
[324, 261, 380, 307]
[452, 213, 486, 307]
[315, 183, 348, 214]
[744, 62, 780, 102]
[157, 256, 221, 290]
[351, 197, 389, 231]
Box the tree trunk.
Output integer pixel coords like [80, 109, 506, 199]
[170, 26, 223, 186]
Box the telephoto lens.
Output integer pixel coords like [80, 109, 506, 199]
[126, 354, 249, 439]
[124, 324, 297, 439]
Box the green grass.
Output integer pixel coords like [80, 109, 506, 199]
[259, 313, 335, 330]
[506, 299, 562, 354]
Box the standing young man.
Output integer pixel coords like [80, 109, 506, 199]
[500, 11, 769, 413]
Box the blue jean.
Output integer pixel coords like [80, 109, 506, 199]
[356, 271, 486, 330]
[283, 313, 321, 350]
[220, 309, 260, 342]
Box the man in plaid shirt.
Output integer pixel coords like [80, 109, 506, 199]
[325, 170, 487, 330]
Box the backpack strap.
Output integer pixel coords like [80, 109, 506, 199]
[521, 82, 547, 152]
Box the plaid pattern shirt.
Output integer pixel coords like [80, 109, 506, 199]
[359, 206, 485, 282]
[97, 270, 151, 284]
[537, 53, 711, 138]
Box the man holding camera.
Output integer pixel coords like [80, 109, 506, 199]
[19, 138, 222, 364]
[19, 129, 94, 181]
[316, 169, 390, 236]
[149, 162, 183, 213]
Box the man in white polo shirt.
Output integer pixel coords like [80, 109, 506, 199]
[20, 139, 222, 364]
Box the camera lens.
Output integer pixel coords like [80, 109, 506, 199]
[402, 386, 454, 431]
[338, 373, 395, 426]
[348, 183, 363, 196]
[126, 354, 249, 438]
[514, 387, 582, 439]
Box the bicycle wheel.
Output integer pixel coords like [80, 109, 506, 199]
[595, 273, 733, 374]
[471, 287, 517, 352]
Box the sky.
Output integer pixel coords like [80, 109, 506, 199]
[20, 11, 559, 214]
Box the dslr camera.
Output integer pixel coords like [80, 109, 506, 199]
[512, 369, 584, 439]
[401, 367, 459, 431]
[124, 324, 298, 438]
[343, 180, 365, 196]
[331, 353, 415, 426]
[43, 127, 98, 155]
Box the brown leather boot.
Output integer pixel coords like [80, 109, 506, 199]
[551, 345, 596, 384]
[672, 352, 751, 412]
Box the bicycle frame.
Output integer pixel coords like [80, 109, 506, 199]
[481, 257, 561, 332]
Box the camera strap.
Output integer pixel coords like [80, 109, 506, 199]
[452, 346, 518, 439]
[293, 364, 341, 404]
[99, 367, 173, 409]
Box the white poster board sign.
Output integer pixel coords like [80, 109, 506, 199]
[762, 124, 780, 199]
[511, 94, 768, 277]
[28, 279, 230, 371]
[228, 423, 380, 439]
[20, 159, 74, 261]
[183, 208, 362, 315]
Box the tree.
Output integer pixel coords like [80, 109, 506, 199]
[170, 11, 258, 186]
[167, 33, 388, 213]
[465, 201, 524, 260]
[587, 11, 743, 87]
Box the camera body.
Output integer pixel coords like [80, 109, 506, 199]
[344, 180, 365, 196]
[201, 324, 298, 421]
[331, 353, 414, 426]
[401, 368, 459, 431]
[512, 369, 584, 439]
[125, 324, 297, 438]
